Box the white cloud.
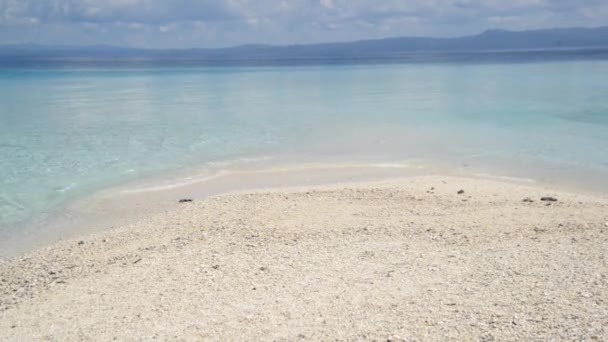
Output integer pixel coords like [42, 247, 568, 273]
[320, 0, 334, 9]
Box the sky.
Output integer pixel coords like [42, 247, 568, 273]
[0, 0, 607, 48]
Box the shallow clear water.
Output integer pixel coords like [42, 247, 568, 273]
[1, 53, 608, 242]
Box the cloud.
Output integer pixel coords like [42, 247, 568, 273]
[1, 0, 242, 24]
[0, 0, 607, 48]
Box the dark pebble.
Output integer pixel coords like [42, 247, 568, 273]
[78, 241, 85, 245]
[179, 199, 193, 203]
[541, 197, 558, 202]
[457, 190, 465, 195]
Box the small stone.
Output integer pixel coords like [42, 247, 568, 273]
[457, 190, 465, 195]
[523, 198, 534, 203]
[540, 196, 558, 202]
[179, 198, 193, 203]
[259, 266, 267, 271]
[78, 241, 85, 245]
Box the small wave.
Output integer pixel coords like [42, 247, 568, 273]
[472, 172, 536, 184]
[206, 156, 275, 168]
[118, 170, 232, 194]
[116, 160, 419, 194]
[57, 183, 77, 193]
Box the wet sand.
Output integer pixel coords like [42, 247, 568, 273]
[1, 175, 608, 341]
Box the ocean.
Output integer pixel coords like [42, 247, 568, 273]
[1, 50, 608, 248]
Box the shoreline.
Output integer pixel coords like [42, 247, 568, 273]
[3, 158, 608, 259]
[1, 160, 438, 258]
[1, 175, 607, 340]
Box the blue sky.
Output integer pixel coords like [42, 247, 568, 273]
[1, 0, 607, 48]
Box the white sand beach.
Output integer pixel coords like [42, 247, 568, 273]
[1, 175, 608, 341]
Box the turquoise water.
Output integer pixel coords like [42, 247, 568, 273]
[1, 56, 608, 243]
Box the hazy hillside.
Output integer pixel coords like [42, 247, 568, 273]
[1, 27, 607, 62]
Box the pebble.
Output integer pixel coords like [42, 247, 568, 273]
[179, 199, 193, 203]
[457, 190, 465, 195]
[540, 197, 558, 202]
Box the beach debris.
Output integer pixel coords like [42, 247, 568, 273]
[179, 198, 193, 203]
[77, 241, 85, 246]
[211, 265, 220, 270]
[540, 197, 558, 202]
[132, 258, 142, 264]
[259, 266, 268, 271]
[523, 198, 534, 203]
[457, 190, 465, 195]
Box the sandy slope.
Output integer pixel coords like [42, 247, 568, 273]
[1, 176, 607, 341]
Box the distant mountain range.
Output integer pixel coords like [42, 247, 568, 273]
[1, 27, 608, 62]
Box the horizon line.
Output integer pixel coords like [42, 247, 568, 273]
[2, 25, 607, 51]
